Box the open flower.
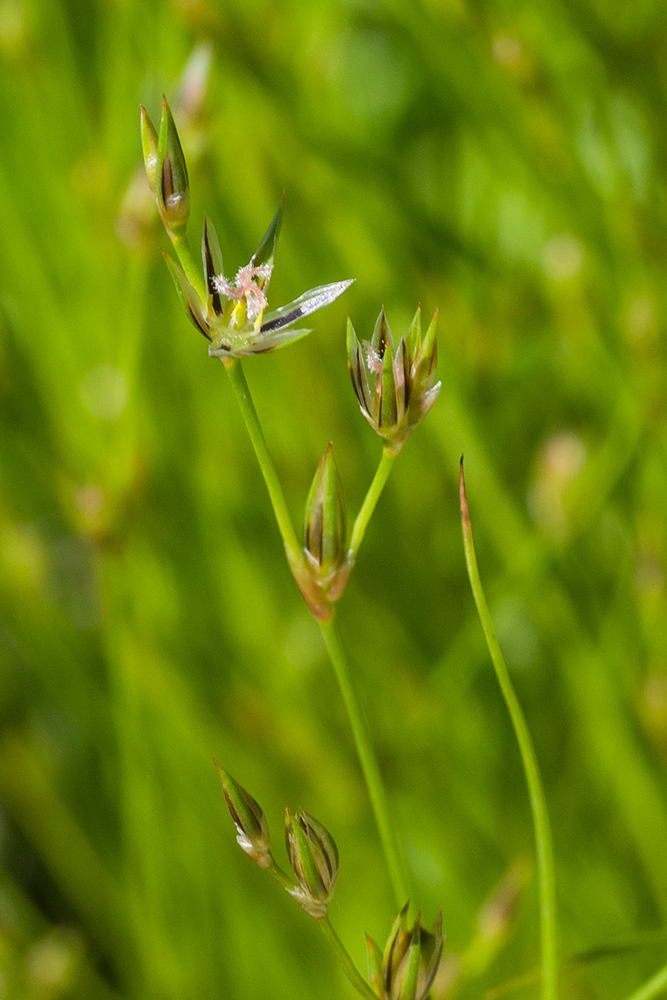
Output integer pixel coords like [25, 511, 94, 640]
[165, 198, 354, 358]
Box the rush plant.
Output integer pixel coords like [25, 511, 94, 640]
[140, 95, 563, 1000]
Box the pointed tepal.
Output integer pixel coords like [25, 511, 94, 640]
[251, 193, 284, 284]
[156, 96, 190, 233]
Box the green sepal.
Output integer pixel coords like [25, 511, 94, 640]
[371, 308, 391, 357]
[250, 193, 284, 280]
[202, 216, 224, 316]
[418, 912, 444, 999]
[379, 337, 398, 430]
[405, 306, 421, 359]
[416, 310, 438, 383]
[139, 106, 159, 196]
[395, 337, 410, 423]
[399, 913, 422, 1000]
[383, 902, 410, 988]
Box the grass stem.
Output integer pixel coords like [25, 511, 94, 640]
[319, 617, 408, 910]
[348, 449, 396, 561]
[223, 358, 302, 567]
[319, 915, 378, 1000]
[459, 459, 558, 1000]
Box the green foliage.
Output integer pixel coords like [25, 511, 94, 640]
[1, 1, 667, 998]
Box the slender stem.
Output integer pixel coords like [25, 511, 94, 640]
[319, 915, 377, 1000]
[626, 962, 667, 1000]
[320, 617, 408, 909]
[348, 449, 396, 560]
[459, 460, 558, 1000]
[205, 324, 403, 898]
[224, 358, 302, 567]
[267, 860, 298, 893]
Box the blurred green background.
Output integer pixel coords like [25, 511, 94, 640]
[1, 0, 667, 997]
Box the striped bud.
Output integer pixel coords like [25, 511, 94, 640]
[285, 808, 339, 919]
[303, 443, 348, 598]
[214, 761, 272, 870]
[156, 96, 190, 233]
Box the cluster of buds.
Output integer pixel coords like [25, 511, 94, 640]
[217, 765, 339, 920]
[302, 443, 351, 603]
[366, 903, 444, 1000]
[347, 308, 440, 455]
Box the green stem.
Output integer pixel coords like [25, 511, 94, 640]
[267, 860, 299, 893]
[348, 449, 396, 560]
[626, 963, 667, 1000]
[224, 358, 302, 567]
[319, 617, 408, 910]
[319, 915, 378, 1000]
[459, 461, 558, 1000]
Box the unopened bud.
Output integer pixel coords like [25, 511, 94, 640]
[303, 443, 347, 592]
[214, 761, 272, 869]
[156, 95, 190, 232]
[347, 308, 441, 455]
[367, 904, 444, 1000]
[285, 808, 339, 918]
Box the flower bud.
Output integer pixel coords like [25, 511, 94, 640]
[214, 761, 272, 869]
[366, 904, 444, 1000]
[285, 808, 339, 918]
[156, 95, 190, 233]
[303, 443, 347, 595]
[347, 307, 441, 455]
